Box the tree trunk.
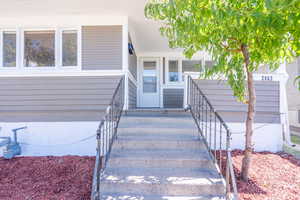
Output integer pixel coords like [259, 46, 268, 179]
[241, 44, 256, 182]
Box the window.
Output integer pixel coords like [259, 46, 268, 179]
[182, 60, 202, 73]
[143, 61, 157, 93]
[0, 27, 80, 70]
[24, 31, 55, 67]
[3, 31, 16, 67]
[169, 60, 179, 82]
[62, 30, 78, 66]
[182, 60, 202, 80]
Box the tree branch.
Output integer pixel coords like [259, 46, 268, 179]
[220, 43, 242, 53]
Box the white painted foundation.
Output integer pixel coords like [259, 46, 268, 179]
[0, 122, 99, 156]
[0, 121, 283, 157]
[228, 123, 283, 152]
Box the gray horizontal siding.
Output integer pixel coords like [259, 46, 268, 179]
[128, 79, 137, 109]
[0, 76, 121, 122]
[163, 89, 184, 108]
[82, 26, 122, 70]
[194, 79, 280, 123]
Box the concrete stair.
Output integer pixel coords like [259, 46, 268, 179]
[100, 110, 226, 200]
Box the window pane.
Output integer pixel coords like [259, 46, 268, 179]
[143, 61, 157, 93]
[62, 30, 77, 66]
[24, 31, 55, 67]
[143, 61, 156, 76]
[169, 60, 179, 82]
[182, 60, 201, 72]
[182, 60, 202, 81]
[143, 77, 157, 93]
[3, 32, 16, 67]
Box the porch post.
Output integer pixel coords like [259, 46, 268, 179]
[276, 62, 291, 145]
[122, 19, 129, 110]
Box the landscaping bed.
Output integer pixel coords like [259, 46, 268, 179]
[223, 150, 300, 200]
[0, 151, 299, 200]
[0, 156, 95, 200]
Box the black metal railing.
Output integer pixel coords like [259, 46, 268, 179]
[187, 75, 238, 200]
[91, 76, 125, 200]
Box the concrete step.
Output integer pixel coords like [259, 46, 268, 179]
[113, 139, 205, 150]
[117, 133, 200, 142]
[107, 149, 213, 168]
[100, 193, 226, 200]
[118, 127, 198, 136]
[124, 110, 189, 117]
[101, 167, 224, 196]
[119, 117, 197, 129]
[109, 149, 210, 160]
[102, 167, 221, 179]
[119, 122, 198, 129]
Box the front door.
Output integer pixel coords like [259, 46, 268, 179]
[138, 58, 160, 108]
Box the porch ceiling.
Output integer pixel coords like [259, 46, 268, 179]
[0, 0, 182, 54]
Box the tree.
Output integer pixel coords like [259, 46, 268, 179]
[296, 76, 300, 90]
[145, 0, 300, 181]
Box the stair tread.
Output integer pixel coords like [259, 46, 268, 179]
[118, 127, 199, 135]
[109, 149, 211, 160]
[102, 167, 221, 181]
[117, 134, 200, 141]
[100, 193, 226, 200]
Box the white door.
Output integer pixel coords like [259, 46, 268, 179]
[138, 58, 160, 108]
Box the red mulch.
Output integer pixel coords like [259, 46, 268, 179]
[0, 156, 95, 200]
[221, 150, 300, 200]
[0, 152, 300, 200]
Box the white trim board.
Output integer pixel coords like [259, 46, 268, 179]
[0, 15, 128, 28]
[0, 70, 125, 77]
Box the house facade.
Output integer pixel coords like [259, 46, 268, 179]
[0, 0, 292, 156]
[286, 58, 300, 129]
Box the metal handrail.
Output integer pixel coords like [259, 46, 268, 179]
[91, 76, 125, 200]
[187, 75, 238, 200]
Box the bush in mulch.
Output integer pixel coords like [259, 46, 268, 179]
[218, 150, 300, 200]
[0, 156, 95, 200]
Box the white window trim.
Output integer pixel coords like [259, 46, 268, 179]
[0, 26, 81, 72]
[165, 57, 206, 86]
[59, 27, 82, 70]
[166, 57, 183, 85]
[0, 29, 19, 70]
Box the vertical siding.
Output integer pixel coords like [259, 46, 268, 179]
[128, 79, 137, 109]
[82, 26, 122, 70]
[163, 89, 184, 108]
[0, 76, 121, 122]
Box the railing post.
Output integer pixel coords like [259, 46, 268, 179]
[184, 74, 189, 108]
[226, 129, 232, 200]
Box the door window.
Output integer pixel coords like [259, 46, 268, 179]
[169, 60, 179, 82]
[143, 61, 157, 93]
